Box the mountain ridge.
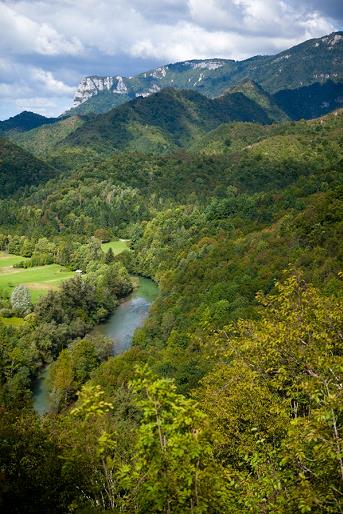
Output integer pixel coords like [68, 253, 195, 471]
[0, 111, 58, 134]
[61, 87, 273, 154]
[66, 31, 343, 116]
[0, 137, 58, 197]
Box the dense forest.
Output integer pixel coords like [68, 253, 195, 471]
[0, 78, 342, 513]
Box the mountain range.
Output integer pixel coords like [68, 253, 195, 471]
[0, 31, 342, 160]
[61, 87, 275, 154]
[66, 31, 343, 116]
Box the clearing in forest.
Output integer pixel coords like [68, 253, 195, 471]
[0, 255, 74, 302]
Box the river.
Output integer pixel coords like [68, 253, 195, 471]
[33, 276, 159, 415]
[95, 276, 158, 353]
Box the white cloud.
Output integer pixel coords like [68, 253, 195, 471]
[0, 3, 83, 56]
[14, 96, 70, 117]
[4, 0, 336, 60]
[31, 69, 75, 95]
[0, 57, 77, 117]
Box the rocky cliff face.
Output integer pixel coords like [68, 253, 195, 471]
[73, 76, 128, 106]
[69, 32, 343, 115]
[71, 60, 231, 109]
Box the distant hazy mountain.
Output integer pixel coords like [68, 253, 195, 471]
[66, 31, 343, 116]
[0, 111, 58, 134]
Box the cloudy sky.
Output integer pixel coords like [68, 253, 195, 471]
[0, 0, 342, 119]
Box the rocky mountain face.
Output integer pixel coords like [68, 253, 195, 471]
[68, 32, 343, 116]
[73, 76, 128, 106]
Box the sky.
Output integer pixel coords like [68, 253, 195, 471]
[0, 0, 342, 120]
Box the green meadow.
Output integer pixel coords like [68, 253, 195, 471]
[0, 254, 74, 302]
[101, 239, 130, 255]
[0, 254, 28, 269]
[0, 316, 26, 327]
[0, 242, 129, 304]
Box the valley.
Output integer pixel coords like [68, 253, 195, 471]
[0, 27, 342, 514]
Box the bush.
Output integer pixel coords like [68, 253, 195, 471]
[14, 254, 54, 268]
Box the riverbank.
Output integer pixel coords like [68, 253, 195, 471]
[32, 276, 159, 414]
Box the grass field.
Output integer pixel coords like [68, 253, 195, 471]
[101, 239, 130, 255]
[0, 253, 28, 269]
[0, 254, 74, 302]
[0, 242, 129, 305]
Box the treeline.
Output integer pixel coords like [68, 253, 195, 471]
[0, 111, 342, 239]
[0, 233, 128, 270]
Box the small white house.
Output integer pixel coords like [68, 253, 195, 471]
[75, 269, 83, 275]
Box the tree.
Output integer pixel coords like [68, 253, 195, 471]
[105, 247, 115, 264]
[94, 228, 111, 243]
[10, 285, 32, 317]
[122, 366, 233, 513]
[199, 273, 343, 512]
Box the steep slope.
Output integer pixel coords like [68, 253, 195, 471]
[0, 111, 58, 134]
[67, 31, 343, 115]
[225, 80, 288, 122]
[63, 88, 272, 154]
[190, 122, 274, 155]
[9, 116, 88, 158]
[0, 138, 58, 197]
[15, 109, 343, 239]
[273, 80, 343, 120]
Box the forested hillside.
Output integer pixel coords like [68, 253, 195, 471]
[0, 87, 342, 511]
[63, 88, 273, 154]
[0, 111, 58, 135]
[0, 138, 58, 197]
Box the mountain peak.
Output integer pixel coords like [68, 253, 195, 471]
[0, 111, 57, 133]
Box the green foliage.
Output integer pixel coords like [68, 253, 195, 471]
[63, 88, 272, 155]
[0, 111, 57, 134]
[226, 79, 289, 122]
[122, 366, 232, 513]
[94, 228, 111, 242]
[49, 338, 112, 411]
[0, 138, 58, 198]
[0, 409, 68, 513]
[197, 273, 343, 512]
[9, 115, 86, 157]
[0, 73, 343, 513]
[274, 80, 343, 120]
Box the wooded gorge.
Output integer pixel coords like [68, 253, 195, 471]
[0, 59, 343, 512]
